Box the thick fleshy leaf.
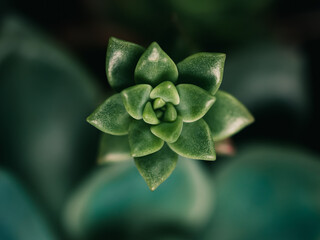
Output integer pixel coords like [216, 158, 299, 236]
[129, 120, 164, 157]
[134, 144, 178, 191]
[163, 103, 177, 122]
[177, 53, 226, 95]
[143, 102, 160, 125]
[168, 119, 216, 160]
[204, 91, 254, 141]
[150, 81, 180, 105]
[151, 116, 183, 143]
[87, 94, 131, 135]
[97, 133, 132, 163]
[106, 37, 145, 92]
[153, 98, 166, 109]
[134, 42, 178, 87]
[121, 84, 152, 120]
[176, 84, 216, 122]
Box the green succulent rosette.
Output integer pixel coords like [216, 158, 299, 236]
[87, 37, 254, 190]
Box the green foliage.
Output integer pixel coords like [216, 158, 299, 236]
[106, 37, 145, 92]
[87, 94, 131, 135]
[87, 37, 254, 190]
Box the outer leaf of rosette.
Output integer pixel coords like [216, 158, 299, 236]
[204, 91, 254, 141]
[121, 84, 152, 120]
[176, 84, 216, 122]
[168, 119, 216, 160]
[106, 37, 145, 92]
[128, 120, 164, 157]
[134, 144, 178, 191]
[87, 94, 131, 135]
[134, 42, 178, 87]
[150, 81, 180, 105]
[151, 116, 183, 143]
[177, 52, 226, 95]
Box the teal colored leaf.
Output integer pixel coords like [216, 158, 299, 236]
[204, 91, 254, 141]
[129, 120, 164, 157]
[134, 144, 178, 191]
[176, 84, 216, 122]
[97, 133, 131, 164]
[151, 116, 183, 143]
[0, 170, 57, 240]
[153, 98, 166, 109]
[177, 53, 226, 95]
[121, 84, 152, 120]
[63, 157, 214, 239]
[134, 42, 178, 87]
[143, 102, 160, 125]
[150, 81, 180, 105]
[168, 119, 216, 160]
[163, 103, 177, 122]
[87, 94, 131, 135]
[106, 37, 145, 92]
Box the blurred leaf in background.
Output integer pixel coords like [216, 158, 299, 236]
[204, 143, 320, 240]
[64, 158, 213, 240]
[0, 170, 57, 240]
[0, 16, 102, 223]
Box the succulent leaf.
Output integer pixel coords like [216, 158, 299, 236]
[204, 91, 254, 141]
[177, 53, 226, 95]
[176, 84, 216, 122]
[153, 98, 166, 109]
[121, 84, 152, 120]
[129, 120, 164, 157]
[87, 94, 131, 135]
[134, 144, 178, 191]
[135, 42, 178, 87]
[163, 103, 177, 122]
[150, 81, 180, 105]
[143, 102, 160, 125]
[150, 116, 183, 143]
[168, 119, 216, 160]
[106, 37, 145, 92]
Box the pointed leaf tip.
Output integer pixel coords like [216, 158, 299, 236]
[135, 42, 178, 87]
[134, 144, 178, 191]
[87, 94, 131, 135]
[204, 90, 254, 141]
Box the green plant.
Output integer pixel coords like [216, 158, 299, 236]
[87, 37, 254, 190]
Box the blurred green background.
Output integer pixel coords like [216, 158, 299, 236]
[0, 0, 319, 239]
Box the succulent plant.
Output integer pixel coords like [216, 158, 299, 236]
[87, 37, 254, 190]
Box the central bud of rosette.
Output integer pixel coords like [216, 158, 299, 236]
[143, 81, 180, 125]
